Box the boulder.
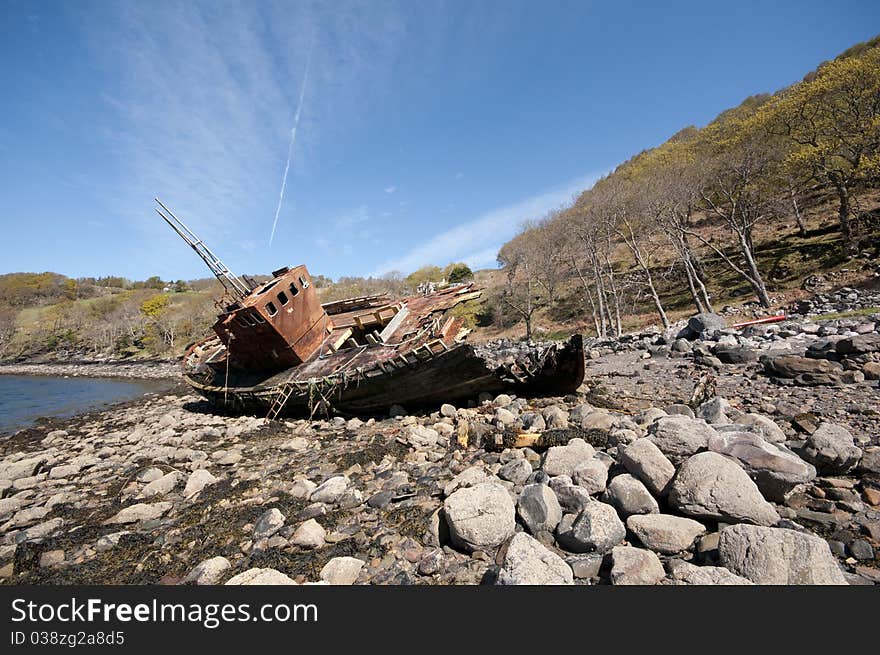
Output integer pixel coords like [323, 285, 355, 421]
[320, 557, 365, 585]
[798, 422, 862, 474]
[762, 354, 842, 379]
[291, 518, 326, 548]
[835, 334, 880, 355]
[548, 477, 592, 514]
[556, 501, 626, 554]
[707, 432, 816, 502]
[309, 475, 351, 504]
[541, 406, 569, 429]
[665, 561, 753, 585]
[627, 514, 706, 554]
[443, 466, 495, 497]
[497, 533, 573, 585]
[718, 524, 847, 585]
[603, 474, 658, 517]
[572, 459, 608, 495]
[696, 397, 732, 425]
[542, 438, 595, 477]
[733, 413, 787, 443]
[104, 502, 172, 525]
[610, 546, 665, 585]
[619, 438, 676, 496]
[444, 482, 516, 551]
[253, 508, 286, 539]
[184, 469, 218, 498]
[137, 471, 180, 498]
[648, 416, 717, 464]
[183, 557, 231, 585]
[499, 458, 533, 485]
[668, 452, 780, 526]
[224, 568, 298, 585]
[714, 345, 757, 364]
[686, 312, 727, 336]
[517, 484, 563, 534]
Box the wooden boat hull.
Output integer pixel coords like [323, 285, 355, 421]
[184, 334, 585, 416]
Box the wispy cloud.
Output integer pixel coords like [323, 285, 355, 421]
[384, 185, 397, 194]
[74, 2, 409, 277]
[371, 172, 604, 276]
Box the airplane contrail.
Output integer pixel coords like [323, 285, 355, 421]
[269, 48, 313, 246]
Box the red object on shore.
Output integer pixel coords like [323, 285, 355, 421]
[731, 312, 787, 329]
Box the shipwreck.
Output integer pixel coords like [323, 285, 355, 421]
[154, 199, 585, 417]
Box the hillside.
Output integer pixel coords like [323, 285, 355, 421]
[484, 34, 880, 340]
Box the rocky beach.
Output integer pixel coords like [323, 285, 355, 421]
[1, 290, 878, 586]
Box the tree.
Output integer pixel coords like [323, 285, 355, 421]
[760, 45, 880, 256]
[691, 132, 780, 308]
[140, 294, 170, 318]
[497, 230, 547, 340]
[444, 263, 473, 284]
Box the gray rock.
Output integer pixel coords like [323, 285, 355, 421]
[664, 404, 695, 418]
[696, 397, 732, 425]
[835, 334, 880, 355]
[627, 514, 706, 554]
[581, 412, 616, 431]
[253, 508, 286, 539]
[648, 416, 717, 464]
[443, 466, 494, 497]
[734, 413, 787, 443]
[707, 432, 816, 502]
[137, 471, 180, 498]
[497, 533, 573, 585]
[184, 469, 218, 498]
[499, 459, 532, 485]
[104, 502, 172, 525]
[762, 354, 842, 379]
[402, 425, 440, 448]
[619, 438, 676, 496]
[566, 554, 603, 579]
[320, 556, 364, 585]
[309, 475, 351, 504]
[569, 404, 594, 425]
[541, 406, 569, 429]
[798, 422, 862, 474]
[517, 484, 563, 534]
[444, 482, 516, 551]
[440, 403, 457, 418]
[668, 452, 780, 526]
[665, 561, 753, 585]
[603, 474, 659, 517]
[542, 438, 595, 477]
[224, 568, 297, 585]
[520, 412, 546, 432]
[718, 524, 847, 585]
[548, 477, 592, 514]
[291, 518, 326, 548]
[183, 556, 231, 585]
[556, 501, 626, 554]
[687, 312, 727, 335]
[572, 459, 608, 495]
[610, 546, 665, 585]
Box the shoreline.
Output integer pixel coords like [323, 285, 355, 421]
[0, 360, 180, 380]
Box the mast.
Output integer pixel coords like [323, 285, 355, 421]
[154, 198, 251, 301]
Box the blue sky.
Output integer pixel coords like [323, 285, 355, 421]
[2, 1, 879, 282]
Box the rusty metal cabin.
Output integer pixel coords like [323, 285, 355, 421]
[214, 265, 330, 372]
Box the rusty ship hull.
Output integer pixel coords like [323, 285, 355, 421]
[152, 199, 585, 418]
[184, 332, 584, 416]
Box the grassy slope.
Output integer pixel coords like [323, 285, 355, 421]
[470, 189, 880, 342]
